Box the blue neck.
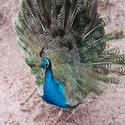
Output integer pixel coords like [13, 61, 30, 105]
[43, 65, 69, 108]
[45, 67, 53, 80]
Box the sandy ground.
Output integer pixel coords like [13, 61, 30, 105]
[0, 0, 125, 125]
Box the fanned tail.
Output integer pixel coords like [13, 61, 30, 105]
[14, 0, 125, 107]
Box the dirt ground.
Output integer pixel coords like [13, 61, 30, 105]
[0, 0, 125, 125]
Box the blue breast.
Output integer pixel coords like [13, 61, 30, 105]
[42, 68, 69, 108]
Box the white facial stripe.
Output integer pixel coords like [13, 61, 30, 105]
[47, 60, 49, 65]
[41, 68, 46, 73]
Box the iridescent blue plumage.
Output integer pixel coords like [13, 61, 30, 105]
[40, 58, 69, 108]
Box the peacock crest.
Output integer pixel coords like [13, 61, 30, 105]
[14, 0, 125, 107]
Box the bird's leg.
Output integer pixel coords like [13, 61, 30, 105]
[53, 108, 63, 124]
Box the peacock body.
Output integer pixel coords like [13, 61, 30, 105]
[14, 0, 125, 108]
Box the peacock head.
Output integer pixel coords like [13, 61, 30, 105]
[40, 57, 51, 71]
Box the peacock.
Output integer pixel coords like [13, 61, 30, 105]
[14, 0, 125, 108]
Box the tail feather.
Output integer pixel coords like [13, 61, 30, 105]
[84, 0, 98, 34]
[66, 0, 84, 31]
